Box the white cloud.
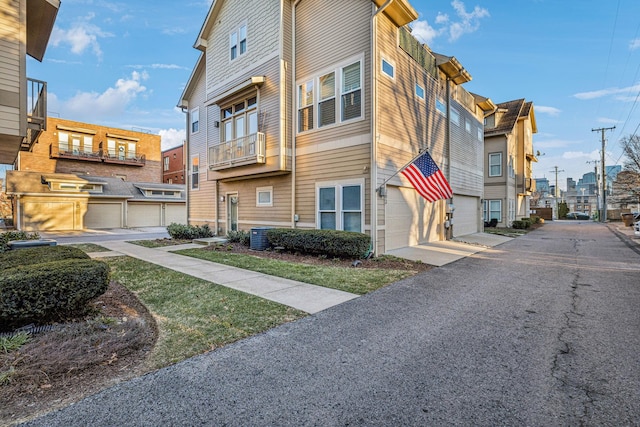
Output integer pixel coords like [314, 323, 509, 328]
[563, 150, 600, 160]
[630, 38, 640, 50]
[411, 1, 489, 45]
[535, 106, 561, 116]
[50, 71, 148, 119]
[50, 13, 113, 59]
[573, 83, 640, 100]
[159, 128, 186, 151]
[597, 117, 621, 124]
[128, 64, 189, 70]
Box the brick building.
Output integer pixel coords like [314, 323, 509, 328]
[162, 145, 185, 184]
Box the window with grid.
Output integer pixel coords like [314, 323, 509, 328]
[221, 95, 258, 143]
[317, 181, 363, 232]
[489, 152, 502, 177]
[230, 24, 247, 61]
[191, 155, 199, 190]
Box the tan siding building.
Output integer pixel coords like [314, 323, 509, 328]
[180, 0, 488, 255]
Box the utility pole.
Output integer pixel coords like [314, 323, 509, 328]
[550, 166, 565, 219]
[586, 160, 599, 220]
[591, 126, 615, 222]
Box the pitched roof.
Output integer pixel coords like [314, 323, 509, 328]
[484, 98, 525, 137]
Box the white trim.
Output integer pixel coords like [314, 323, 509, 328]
[206, 52, 279, 100]
[256, 186, 273, 207]
[190, 107, 200, 134]
[237, 220, 293, 227]
[415, 82, 425, 101]
[381, 57, 395, 80]
[190, 154, 200, 191]
[315, 178, 365, 232]
[488, 152, 502, 177]
[295, 133, 369, 156]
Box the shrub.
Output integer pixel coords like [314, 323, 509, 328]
[0, 245, 89, 271]
[511, 220, 531, 230]
[226, 230, 250, 246]
[0, 231, 40, 253]
[167, 223, 214, 240]
[0, 259, 110, 331]
[266, 228, 371, 259]
[530, 215, 542, 224]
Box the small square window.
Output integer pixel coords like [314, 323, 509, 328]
[415, 83, 425, 100]
[256, 186, 273, 207]
[381, 59, 394, 79]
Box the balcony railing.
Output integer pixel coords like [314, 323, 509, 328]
[23, 78, 47, 151]
[50, 143, 146, 166]
[209, 132, 266, 170]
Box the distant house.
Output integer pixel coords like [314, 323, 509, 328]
[483, 99, 538, 227]
[7, 118, 186, 231]
[162, 145, 185, 184]
[0, 0, 60, 164]
[178, 0, 490, 255]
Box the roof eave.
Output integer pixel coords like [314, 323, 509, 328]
[26, 0, 60, 61]
[371, 0, 418, 27]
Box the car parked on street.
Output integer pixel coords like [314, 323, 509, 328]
[566, 212, 591, 220]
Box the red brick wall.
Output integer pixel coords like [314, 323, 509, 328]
[162, 145, 185, 184]
[17, 117, 162, 182]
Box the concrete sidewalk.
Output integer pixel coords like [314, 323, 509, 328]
[91, 241, 358, 314]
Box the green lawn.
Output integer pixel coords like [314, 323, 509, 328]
[68, 243, 111, 252]
[105, 257, 306, 368]
[174, 248, 417, 295]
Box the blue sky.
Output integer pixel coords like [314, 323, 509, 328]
[23, 0, 640, 189]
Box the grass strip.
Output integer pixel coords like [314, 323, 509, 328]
[174, 249, 417, 295]
[105, 257, 306, 369]
[68, 243, 111, 252]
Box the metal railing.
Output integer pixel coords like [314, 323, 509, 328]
[23, 78, 48, 150]
[209, 132, 266, 170]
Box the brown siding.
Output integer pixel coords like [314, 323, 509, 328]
[162, 145, 184, 184]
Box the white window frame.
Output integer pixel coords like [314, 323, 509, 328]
[436, 98, 446, 116]
[465, 118, 472, 134]
[221, 95, 258, 142]
[191, 155, 199, 191]
[484, 199, 502, 222]
[191, 107, 200, 134]
[256, 186, 273, 207]
[164, 156, 170, 171]
[477, 127, 483, 141]
[229, 23, 247, 61]
[489, 152, 502, 177]
[415, 83, 425, 101]
[296, 54, 364, 134]
[315, 179, 364, 233]
[381, 57, 395, 79]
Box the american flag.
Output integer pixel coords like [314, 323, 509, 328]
[400, 151, 453, 202]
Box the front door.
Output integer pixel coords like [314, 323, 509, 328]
[227, 194, 238, 232]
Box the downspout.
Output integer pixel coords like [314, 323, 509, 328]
[371, 0, 393, 256]
[182, 107, 191, 228]
[291, 0, 302, 229]
[444, 76, 451, 240]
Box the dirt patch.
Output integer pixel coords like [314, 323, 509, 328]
[201, 241, 433, 272]
[0, 282, 157, 426]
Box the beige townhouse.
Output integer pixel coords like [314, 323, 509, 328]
[483, 99, 538, 227]
[0, 0, 59, 164]
[178, 0, 491, 255]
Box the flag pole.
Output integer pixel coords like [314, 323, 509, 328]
[376, 148, 428, 196]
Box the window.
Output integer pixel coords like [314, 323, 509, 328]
[316, 181, 363, 232]
[381, 58, 394, 79]
[230, 24, 247, 60]
[489, 152, 502, 177]
[484, 200, 502, 222]
[465, 119, 472, 134]
[297, 57, 363, 133]
[508, 156, 515, 178]
[450, 107, 460, 126]
[508, 199, 515, 223]
[256, 186, 273, 207]
[164, 156, 170, 171]
[477, 127, 483, 141]
[221, 95, 258, 143]
[191, 155, 199, 190]
[191, 107, 200, 134]
[415, 83, 425, 100]
[436, 98, 446, 116]
[58, 131, 93, 154]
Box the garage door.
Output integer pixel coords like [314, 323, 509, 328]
[127, 203, 162, 227]
[452, 195, 479, 237]
[85, 203, 123, 229]
[164, 203, 186, 225]
[22, 201, 76, 231]
[385, 186, 439, 251]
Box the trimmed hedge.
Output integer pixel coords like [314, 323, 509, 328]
[167, 223, 214, 240]
[0, 245, 89, 271]
[266, 228, 371, 259]
[0, 258, 110, 330]
[512, 219, 532, 229]
[0, 230, 40, 253]
[226, 230, 250, 246]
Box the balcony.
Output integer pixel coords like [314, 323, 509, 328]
[49, 143, 146, 166]
[23, 78, 48, 152]
[209, 132, 266, 171]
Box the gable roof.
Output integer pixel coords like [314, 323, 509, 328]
[484, 99, 525, 137]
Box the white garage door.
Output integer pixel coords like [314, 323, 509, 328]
[452, 195, 479, 237]
[127, 203, 162, 227]
[385, 186, 440, 251]
[22, 201, 75, 231]
[164, 203, 186, 225]
[85, 203, 122, 229]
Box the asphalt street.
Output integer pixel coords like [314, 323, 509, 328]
[24, 221, 640, 426]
